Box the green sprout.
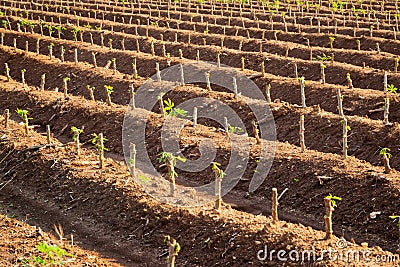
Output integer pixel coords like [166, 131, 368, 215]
[104, 85, 113, 105]
[163, 98, 187, 117]
[71, 126, 83, 141]
[387, 84, 398, 94]
[104, 85, 113, 95]
[380, 148, 392, 159]
[389, 215, 400, 239]
[158, 152, 186, 168]
[137, 174, 151, 184]
[27, 242, 76, 265]
[390, 215, 400, 227]
[211, 162, 226, 178]
[91, 133, 108, 152]
[227, 125, 244, 134]
[1, 20, 9, 29]
[325, 194, 342, 208]
[158, 152, 186, 196]
[313, 53, 332, 62]
[328, 36, 335, 48]
[340, 120, 351, 131]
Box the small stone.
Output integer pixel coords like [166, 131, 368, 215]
[361, 242, 368, 248]
[255, 241, 262, 245]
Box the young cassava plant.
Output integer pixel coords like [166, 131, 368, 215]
[104, 85, 113, 106]
[16, 108, 31, 134]
[92, 133, 108, 169]
[158, 152, 186, 197]
[324, 194, 342, 239]
[164, 235, 181, 267]
[211, 162, 226, 209]
[380, 148, 392, 174]
[71, 126, 83, 155]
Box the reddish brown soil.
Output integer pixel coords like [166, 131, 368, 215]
[3, 118, 396, 266]
[0, 79, 399, 257]
[0, 214, 122, 266]
[0, 0, 400, 265]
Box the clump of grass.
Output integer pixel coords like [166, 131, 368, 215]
[24, 242, 76, 265]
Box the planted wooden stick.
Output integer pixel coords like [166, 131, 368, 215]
[346, 73, 354, 89]
[23, 113, 29, 135]
[136, 39, 140, 52]
[129, 143, 136, 178]
[167, 157, 176, 197]
[86, 85, 95, 101]
[165, 236, 180, 267]
[382, 151, 392, 174]
[224, 117, 229, 132]
[72, 127, 82, 155]
[217, 52, 221, 68]
[40, 74, 46, 91]
[36, 38, 40, 55]
[4, 109, 9, 128]
[241, 57, 245, 71]
[61, 46, 65, 62]
[232, 77, 238, 99]
[337, 88, 344, 117]
[252, 121, 261, 145]
[215, 172, 223, 209]
[159, 93, 165, 118]
[63, 77, 70, 98]
[74, 49, 78, 64]
[105, 85, 113, 106]
[48, 44, 53, 59]
[324, 197, 334, 239]
[180, 64, 184, 85]
[130, 84, 136, 109]
[156, 63, 161, 82]
[266, 84, 271, 103]
[299, 77, 306, 107]
[192, 107, 197, 128]
[98, 133, 105, 169]
[342, 117, 348, 158]
[383, 97, 390, 125]
[151, 40, 155, 56]
[294, 63, 298, 79]
[21, 69, 26, 87]
[205, 72, 211, 90]
[128, 57, 136, 77]
[4, 63, 10, 81]
[320, 63, 326, 84]
[299, 115, 305, 152]
[112, 58, 117, 74]
[261, 61, 265, 77]
[272, 188, 278, 224]
[46, 125, 51, 145]
[383, 70, 388, 96]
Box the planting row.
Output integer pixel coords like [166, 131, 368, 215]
[4, 0, 400, 55]
[1, 41, 400, 169]
[0, 78, 399, 253]
[2, 108, 394, 265]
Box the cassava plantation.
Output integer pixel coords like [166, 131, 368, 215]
[0, 0, 399, 266]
